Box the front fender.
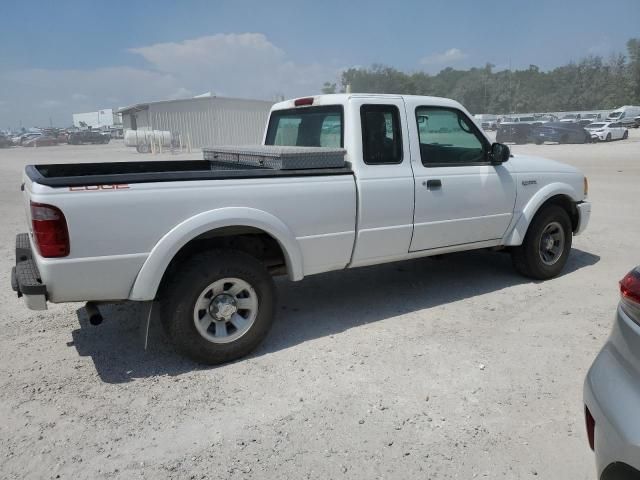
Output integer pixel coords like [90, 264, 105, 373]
[503, 182, 581, 246]
[128, 207, 304, 301]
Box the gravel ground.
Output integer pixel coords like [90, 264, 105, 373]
[0, 132, 638, 479]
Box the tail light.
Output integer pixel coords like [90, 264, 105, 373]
[294, 97, 314, 107]
[585, 406, 595, 451]
[620, 268, 640, 324]
[30, 201, 70, 257]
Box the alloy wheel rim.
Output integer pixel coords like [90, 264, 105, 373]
[538, 221, 565, 266]
[193, 277, 258, 344]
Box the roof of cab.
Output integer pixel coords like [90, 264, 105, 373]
[271, 93, 463, 111]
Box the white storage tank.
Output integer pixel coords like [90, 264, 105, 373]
[124, 129, 172, 152]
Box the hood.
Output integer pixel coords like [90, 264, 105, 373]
[504, 154, 580, 174]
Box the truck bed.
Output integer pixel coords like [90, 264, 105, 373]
[26, 160, 353, 187]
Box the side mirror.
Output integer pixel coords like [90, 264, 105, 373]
[490, 142, 510, 164]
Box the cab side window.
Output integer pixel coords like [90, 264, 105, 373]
[360, 105, 403, 165]
[416, 107, 489, 167]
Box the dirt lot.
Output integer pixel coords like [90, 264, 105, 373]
[0, 132, 638, 479]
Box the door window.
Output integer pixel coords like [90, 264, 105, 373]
[416, 107, 489, 166]
[360, 105, 403, 164]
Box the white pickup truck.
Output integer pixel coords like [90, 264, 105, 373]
[12, 94, 591, 364]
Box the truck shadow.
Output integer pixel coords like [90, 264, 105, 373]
[71, 248, 599, 383]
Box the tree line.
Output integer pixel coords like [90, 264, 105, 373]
[322, 38, 640, 115]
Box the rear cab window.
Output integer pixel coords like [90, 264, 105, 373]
[265, 106, 343, 147]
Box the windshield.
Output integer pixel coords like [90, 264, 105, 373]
[265, 106, 343, 147]
[584, 114, 597, 119]
[608, 111, 622, 118]
[519, 116, 535, 122]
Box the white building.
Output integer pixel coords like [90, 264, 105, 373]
[118, 96, 274, 148]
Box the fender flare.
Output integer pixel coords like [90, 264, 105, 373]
[128, 207, 304, 301]
[503, 182, 580, 246]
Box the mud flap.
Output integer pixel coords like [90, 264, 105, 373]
[140, 301, 156, 350]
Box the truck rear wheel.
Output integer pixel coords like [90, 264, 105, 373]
[160, 249, 276, 364]
[511, 205, 572, 280]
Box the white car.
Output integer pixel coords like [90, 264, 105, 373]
[585, 122, 629, 142]
[584, 266, 640, 479]
[11, 93, 591, 364]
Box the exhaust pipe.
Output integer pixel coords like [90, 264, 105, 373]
[85, 301, 103, 325]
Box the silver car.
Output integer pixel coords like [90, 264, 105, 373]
[584, 267, 640, 479]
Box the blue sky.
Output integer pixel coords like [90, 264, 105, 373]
[1, 0, 639, 127]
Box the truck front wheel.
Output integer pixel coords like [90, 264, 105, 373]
[160, 249, 276, 364]
[511, 205, 572, 280]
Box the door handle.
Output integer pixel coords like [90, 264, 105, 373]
[423, 179, 442, 190]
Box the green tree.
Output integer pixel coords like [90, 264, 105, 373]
[324, 38, 639, 113]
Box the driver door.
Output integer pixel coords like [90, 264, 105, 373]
[408, 105, 517, 252]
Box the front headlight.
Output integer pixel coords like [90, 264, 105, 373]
[584, 177, 589, 198]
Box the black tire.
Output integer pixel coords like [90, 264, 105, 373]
[511, 205, 572, 280]
[606, 133, 611, 142]
[535, 138, 543, 145]
[559, 134, 568, 144]
[623, 130, 628, 140]
[160, 249, 276, 365]
[136, 144, 150, 153]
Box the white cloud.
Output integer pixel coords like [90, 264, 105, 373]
[420, 48, 468, 66]
[128, 33, 336, 101]
[0, 33, 339, 127]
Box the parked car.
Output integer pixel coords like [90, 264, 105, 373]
[634, 115, 640, 128]
[535, 114, 558, 123]
[584, 266, 640, 479]
[496, 122, 534, 144]
[501, 115, 537, 124]
[584, 122, 629, 142]
[0, 134, 13, 148]
[560, 113, 581, 123]
[582, 113, 602, 123]
[481, 120, 497, 131]
[530, 122, 591, 144]
[68, 130, 110, 145]
[11, 93, 591, 364]
[577, 119, 595, 128]
[22, 135, 58, 147]
[474, 114, 498, 131]
[13, 132, 41, 145]
[607, 106, 640, 128]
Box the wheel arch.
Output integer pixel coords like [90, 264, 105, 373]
[504, 184, 581, 246]
[128, 207, 304, 301]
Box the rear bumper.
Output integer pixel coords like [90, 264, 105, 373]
[575, 201, 591, 235]
[11, 233, 47, 310]
[584, 306, 640, 478]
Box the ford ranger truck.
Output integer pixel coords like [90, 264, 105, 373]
[11, 94, 591, 364]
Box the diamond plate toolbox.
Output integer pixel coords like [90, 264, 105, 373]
[203, 145, 346, 170]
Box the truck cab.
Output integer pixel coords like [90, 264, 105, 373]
[267, 94, 519, 265]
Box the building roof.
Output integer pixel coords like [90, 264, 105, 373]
[118, 95, 273, 114]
